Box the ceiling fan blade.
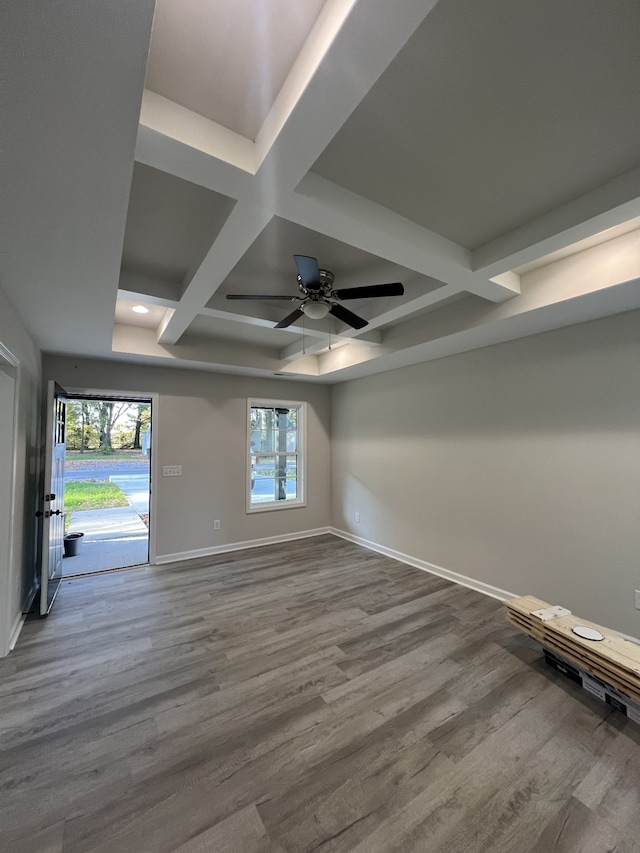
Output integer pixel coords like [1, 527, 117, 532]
[275, 306, 305, 329]
[329, 303, 368, 330]
[293, 255, 320, 289]
[332, 282, 404, 300]
[226, 294, 297, 301]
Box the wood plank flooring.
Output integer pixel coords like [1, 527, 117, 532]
[1, 534, 639, 852]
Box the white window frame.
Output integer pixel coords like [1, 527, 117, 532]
[246, 398, 306, 513]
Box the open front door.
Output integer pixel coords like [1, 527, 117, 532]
[38, 381, 67, 615]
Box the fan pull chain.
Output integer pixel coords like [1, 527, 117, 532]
[328, 323, 332, 351]
[302, 314, 306, 355]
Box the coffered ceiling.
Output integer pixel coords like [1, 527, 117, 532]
[4, 0, 640, 382]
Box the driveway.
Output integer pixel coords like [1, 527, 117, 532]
[63, 462, 150, 575]
[65, 462, 149, 480]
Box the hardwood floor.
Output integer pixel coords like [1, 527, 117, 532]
[1, 534, 639, 852]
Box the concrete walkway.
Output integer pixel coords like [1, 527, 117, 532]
[108, 474, 149, 514]
[64, 475, 150, 576]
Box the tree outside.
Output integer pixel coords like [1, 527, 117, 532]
[66, 400, 150, 455]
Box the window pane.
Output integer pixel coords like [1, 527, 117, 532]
[251, 454, 298, 505]
[250, 409, 298, 452]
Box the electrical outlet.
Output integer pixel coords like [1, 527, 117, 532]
[214, 520, 221, 531]
[355, 512, 360, 523]
[162, 465, 182, 477]
[635, 589, 640, 610]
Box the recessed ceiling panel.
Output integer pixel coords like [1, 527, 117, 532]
[121, 162, 236, 284]
[312, 0, 640, 250]
[187, 314, 296, 350]
[115, 299, 168, 329]
[145, 0, 326, 139]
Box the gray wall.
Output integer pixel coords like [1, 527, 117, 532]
[0, 285, 42, 654]
[331, 311, 640, 638]
[43, 356, 331, 560]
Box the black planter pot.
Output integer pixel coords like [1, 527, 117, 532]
[64, 532, 84, 557]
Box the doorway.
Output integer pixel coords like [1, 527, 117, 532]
[63, 395, 152, 576]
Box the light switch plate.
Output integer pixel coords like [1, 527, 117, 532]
[163, 465, 182, 477]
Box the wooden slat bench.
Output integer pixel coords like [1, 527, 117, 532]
[505, 595, 640, 713]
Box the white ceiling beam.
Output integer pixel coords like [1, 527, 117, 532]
[113, 324, 296, 375]
[280, 324, 381, 360]
[135, 94, 254, 201]
[119, 271, 328, 337]
[281, 337, 349, 361]
[284, 229, 640, 371]
[277, 284, 460, 362]
[279, 174, 520, 304]
[156, 0, 440, 346]
[157, 201, 273, 343]
[254, 0, 359, 168]
[119, 273, 354, 343]
[362, 284, 464, 331]
[138, 90, 256, 177]
[286, 172, 471, 280]
[128, 1, 638, 373]
[255, 0, 439, 185]
[472, 166, 640, 275]
[317, 280, 640, 383]
[200, 305, 326, 340]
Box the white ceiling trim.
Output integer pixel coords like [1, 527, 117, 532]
[280, 325, 381, 361]
[153, 0, 440, 347]
[254, 0, 359, 168]
[279, 284, 460, 362]
[473, 166, 640, 275]
[115, 227, 639, 380]
[139, 90, 256, 175]
[316, 278, 640, 383]
[157, 201, 274, 344]
[280, 173, 519, 303]
[201, 305, 327, 340]
[121, 0, 639, 380]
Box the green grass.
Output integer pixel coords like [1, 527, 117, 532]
[64, 481, 129, 512]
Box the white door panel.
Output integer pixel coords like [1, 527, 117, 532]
[39, 381, 67, 615]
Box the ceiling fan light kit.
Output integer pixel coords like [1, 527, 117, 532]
[226, 254, 404, 330]
[303, 301, 330, 320]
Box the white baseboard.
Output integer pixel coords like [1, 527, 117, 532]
[7, 611, 26, 655]
[330, 528, 640, 645]
[156, 527, 332, 565]
[330, 527, 517, 602]
[615, 630, 640, 646]
[154, 526, 640, 646]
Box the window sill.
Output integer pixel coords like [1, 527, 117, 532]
[246, 499, 306, 514]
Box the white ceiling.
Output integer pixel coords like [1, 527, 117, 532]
[3, 0, 640, 384]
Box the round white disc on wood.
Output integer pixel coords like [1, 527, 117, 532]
[572, 625, 605, 641]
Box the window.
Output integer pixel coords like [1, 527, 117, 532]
[247, 399, 305, 512]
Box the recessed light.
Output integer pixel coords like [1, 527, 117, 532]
[132, 305, 149, 314]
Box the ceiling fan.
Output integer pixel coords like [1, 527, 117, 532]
[226, 255, 404, 330]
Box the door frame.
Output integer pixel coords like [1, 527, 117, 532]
[63, 388, 158, 565]
[0, 342, 20, 655]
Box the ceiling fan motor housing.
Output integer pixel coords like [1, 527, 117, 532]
[298, 269, 334, 296]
